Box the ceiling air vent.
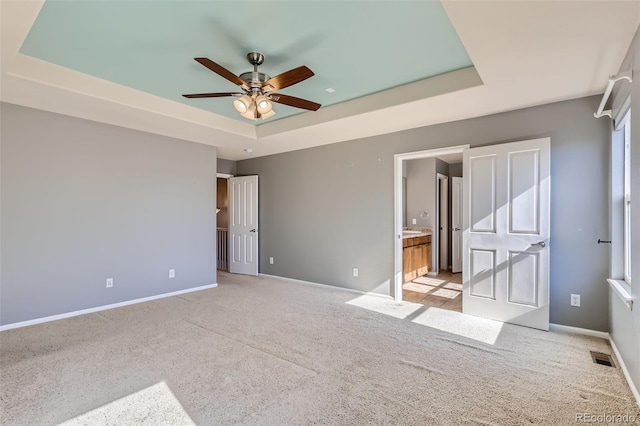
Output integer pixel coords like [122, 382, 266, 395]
[590, 351, 615, 367]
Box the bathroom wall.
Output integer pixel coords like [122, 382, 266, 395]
[406, 158, 436, 229]
[406, 157, 449, 272]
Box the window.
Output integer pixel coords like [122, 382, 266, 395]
[609, 109, 632, 309]
[622, 114, 631, 284]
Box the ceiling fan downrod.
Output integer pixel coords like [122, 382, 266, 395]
[239, 52, 270, 96]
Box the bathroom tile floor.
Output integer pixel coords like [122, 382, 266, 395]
[402, 270, 462, 312]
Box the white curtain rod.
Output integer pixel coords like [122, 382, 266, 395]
[594, 71, 633, 119]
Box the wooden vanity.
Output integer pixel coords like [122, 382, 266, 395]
[403, 234, 432, 283]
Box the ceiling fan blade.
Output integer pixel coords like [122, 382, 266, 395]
[270, 93, 321, 111]
[182, 92, 243, 98]
[262, 66, 314, 92]
[194, 58, 248, 89]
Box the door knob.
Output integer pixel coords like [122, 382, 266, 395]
[532, 241, 546, 248]
[453, 227, 460, 231]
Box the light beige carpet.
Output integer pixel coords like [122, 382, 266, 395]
[1, 272, 638, 425]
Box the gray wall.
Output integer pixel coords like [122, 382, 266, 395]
[449, 163, 463, 179]
[217, 158, 236, 175]
[406, 157, 436, 229]
[609, 25, 640, 398]
[406, 157, 449, 271]
[237, 95, 611, 331]
[0, 103, 218, 325]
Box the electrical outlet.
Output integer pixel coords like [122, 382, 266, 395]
[412, 218, 417, 225]
[570, 294, 580, 307]
[352, 267, 359, 277]
[169, 269, 175, 278]
[106, 278, 113, 288]
[269, 257, 274, 265]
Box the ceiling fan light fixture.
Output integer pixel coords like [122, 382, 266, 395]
[233, 94, 252, 113]
[240, 101, 257, 120]
[260, 109, 276, 120]
[255, 95, 272, 114]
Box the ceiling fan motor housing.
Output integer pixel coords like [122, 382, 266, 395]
[242, 52, 271, 95]
[239, 71, 271, 95]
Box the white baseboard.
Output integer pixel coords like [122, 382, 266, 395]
[609, 336, 640, 408]
[549, 323, 610, 340]
[259, 273, 393, 300]
[0, 283, 218, 332]
[549, 323, 640, 408]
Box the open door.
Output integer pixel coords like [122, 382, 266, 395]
[463, 138, 550, 330]
[229, 176, 259, 276]
[451, 176, 463, 273]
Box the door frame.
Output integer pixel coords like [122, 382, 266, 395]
[433, 173, 448, 275]
[216, 173, 233, 272]
[394, 145, 469, 301]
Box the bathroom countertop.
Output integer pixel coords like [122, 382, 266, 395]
[402, 228, 432, 239]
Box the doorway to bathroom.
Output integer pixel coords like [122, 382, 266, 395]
[394, 145, 468, 311]
[395, 138, 551, 330]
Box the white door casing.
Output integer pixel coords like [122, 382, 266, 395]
[462, 138, 550, 331]
[438, 174, 448, 272]
[451, 176, 463, 273]
[393, 145, 470, 301]
[229, 176, 259, 276]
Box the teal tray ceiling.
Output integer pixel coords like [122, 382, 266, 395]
[21, 1, 472, 125]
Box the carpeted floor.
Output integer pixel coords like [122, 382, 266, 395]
[1, 272, 638, 425]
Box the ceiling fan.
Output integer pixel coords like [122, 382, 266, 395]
[182, 52, 321, 120]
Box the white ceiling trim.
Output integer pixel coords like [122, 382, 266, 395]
[4, 54, 256, 139]
[257, 66, 483, 138]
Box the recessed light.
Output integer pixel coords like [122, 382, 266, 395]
[325, 88, 335, 93]
[244, 148, 253, 153]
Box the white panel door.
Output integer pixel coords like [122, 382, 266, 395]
[451, 176, 463, 273]
[229, 176, 259, 276]
[463, 138, 550, 330]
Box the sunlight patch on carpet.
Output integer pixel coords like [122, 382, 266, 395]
[411, 308, 503, 345]
[346, 295, 422, 319]
[59, 381, 195, 425]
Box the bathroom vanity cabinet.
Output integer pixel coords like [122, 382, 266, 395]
[402, 234, 432, 283]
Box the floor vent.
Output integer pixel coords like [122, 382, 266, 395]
[590, 351, 615, 367]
